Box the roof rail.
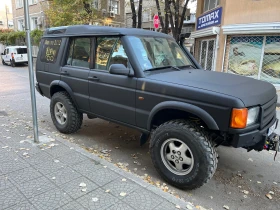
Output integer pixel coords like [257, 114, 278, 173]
[45, 26, 69, 35]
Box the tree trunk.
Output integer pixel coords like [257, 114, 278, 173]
[137, 0, 143, 28]
[130, 0, 137, 28]
[178, 0, 190, 42]
[155, 0, 164, 31]
[164, 0, 169, 34]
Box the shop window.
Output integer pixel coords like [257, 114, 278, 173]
[199, 39, 216, 70]
[204, 0, 219, 12]
[226, 36, 280, 84]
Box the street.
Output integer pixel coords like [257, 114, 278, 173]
[0, 64, 279, 210]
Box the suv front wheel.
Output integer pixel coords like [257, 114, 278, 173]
[150, 120, 217, 190]
[50, 91, 83, 134]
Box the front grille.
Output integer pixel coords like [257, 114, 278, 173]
[260, 95, 277, 129]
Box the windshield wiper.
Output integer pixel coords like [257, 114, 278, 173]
[144, 65, 181, 72]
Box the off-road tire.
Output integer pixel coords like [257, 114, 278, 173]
[50, 91, 83, 134]
[150, 119, 218, 190]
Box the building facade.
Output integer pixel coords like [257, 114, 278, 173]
[191, 0, 280, 85]
[0, 2, 14, 29]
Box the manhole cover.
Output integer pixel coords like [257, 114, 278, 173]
[0, 111, 8, 116]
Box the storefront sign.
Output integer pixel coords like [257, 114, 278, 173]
[153, 15, 159, 29]
[196, 7, 222, 30]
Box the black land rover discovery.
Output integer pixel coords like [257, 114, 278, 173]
[36, 25, 279, 189]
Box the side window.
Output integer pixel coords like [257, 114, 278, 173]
[95, 37, 118, 70]
[6, 49, 9, 54]
[40, 38, 62, 63]
[108, 39, 128, 68]
[66, 38, 90, 68]
[3, 49, 6, 55]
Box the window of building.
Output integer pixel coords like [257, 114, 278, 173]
[92, 0, 99, 9]
[95, 37, 118, 70]
[16, 0, 23, 8]
[142, 11, 151, 22]
[0, 21, 3, 25]
[18, 19, 24, 31]
[40, 38, 62, 63]
[109, 0, 119, 14]
[66, 38, 91, 68]
[204, 0, 219, 12]
[29, 0, 38, 5]
[31, 17, 38, 30]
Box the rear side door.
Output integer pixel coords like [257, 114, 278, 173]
[88, 37, 137, 125]
[15, 47, 28, 62]
[60, 37, 91, 112]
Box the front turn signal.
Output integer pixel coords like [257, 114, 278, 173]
[230, 108, 248, 129]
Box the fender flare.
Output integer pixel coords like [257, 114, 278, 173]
[147, 101, 219, 130]
[49, 80, 79, 109]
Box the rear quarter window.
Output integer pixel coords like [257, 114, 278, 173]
[40, 38, 62, 63]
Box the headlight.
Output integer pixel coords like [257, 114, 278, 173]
[247, 107, 260, 126]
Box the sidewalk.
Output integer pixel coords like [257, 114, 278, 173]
[0, 115, 193, 210]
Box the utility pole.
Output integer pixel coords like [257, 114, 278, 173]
[5, 5, 9, 29]
[23, 0, 39, 143]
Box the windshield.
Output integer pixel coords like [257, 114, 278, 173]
[16, 48, 27, 54]
[127, 36, 193, 71]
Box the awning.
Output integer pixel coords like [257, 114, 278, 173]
[190, 27, 220, 39]
[222, 22, 280, 35]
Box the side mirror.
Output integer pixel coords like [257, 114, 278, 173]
[109, 64, 131, 76]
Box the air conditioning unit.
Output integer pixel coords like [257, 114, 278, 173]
[109, 11, 115, 18]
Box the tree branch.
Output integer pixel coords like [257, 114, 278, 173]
[178, 0, 190, 41]
[155, 0, 164, 31]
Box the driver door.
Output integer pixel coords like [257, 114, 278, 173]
[88, 37, 137, 125]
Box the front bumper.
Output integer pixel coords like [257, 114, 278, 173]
[230, 118, 278, 151]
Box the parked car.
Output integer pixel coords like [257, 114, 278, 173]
[1, 46, 28, 67]
[35, 25, 279, 190]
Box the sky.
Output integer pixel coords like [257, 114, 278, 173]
[0, 0, 12, 10]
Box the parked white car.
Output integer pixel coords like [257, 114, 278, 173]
[1, 46, 28, 67]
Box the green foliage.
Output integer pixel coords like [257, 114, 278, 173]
[31, 29, 44, 45]
[45, 0, 103, 27]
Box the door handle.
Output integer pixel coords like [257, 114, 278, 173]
[88, 76, 99, 81]
[61, 71, 69, 75]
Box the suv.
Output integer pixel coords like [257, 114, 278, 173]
[1, 46, 28, 67]
[35, 25, 279, 190]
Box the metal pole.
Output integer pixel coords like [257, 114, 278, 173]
[5, 5, 9, 29]
[23, 0, 39, 143]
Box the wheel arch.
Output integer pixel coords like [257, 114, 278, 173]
[147, 101, 219, 131]
[49, 80, 79, 109]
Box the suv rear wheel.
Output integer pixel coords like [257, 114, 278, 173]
[50, 91, 83, 134]
[150, 119, 217, 190]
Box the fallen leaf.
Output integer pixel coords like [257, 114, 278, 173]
[248, 158, 253, 162]
[257, 181, 261, 184]
[244, 195, 247, 198]
[81, 188, 87, 192]
[266, 194, 272, 200]
[79, 182, 86, 187]
[103, 166, 107, 168]
[120, 192, 127, 197]
[54, 160, 60, 163]
[186, 204, 193, 209]
[241, 190, 249, 195]
[223, 205, 230, 210]
[19, 148, 26, 150]
[209, 196, 213, 199]
[273, 182, 277, 185]
[105, 189, 110, 193]
[2, 146, 8, 149]
[92, 197, 99, 202]
[269, 191, 275, 195]
[52, 177, 56, 180]
[122, 178, 127, 182]
[175, 205, 180, 209]
[23, 152, 28, 156]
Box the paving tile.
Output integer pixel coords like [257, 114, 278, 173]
[153, 201, 186, 210]
[72, 159, 102, 174]
[82, 168, 119, 186]
[0, 148, 19, 161]
[0, 175, 13, 191]
[0, 188, 25, 209]
[7, 167, 42, 184]
[58, 152, 88, 166]
[7, 199, 37, 210]
[30, 188, 72, 210]
[61, 176, 98, 199]
[17, 176, 57, 199]
[44, 144, 73, 158]
[46, 167, 81, 186]
[58, 201, 86, 210]
[76, 188, 119, 210]
[0, 157, 29, 174]
[102, 178, 141, 199]
[123, 188, 164, 210]
[24, 152, 52, 166]
[107, 201, 135, 210]
[33, 159, 66, 175]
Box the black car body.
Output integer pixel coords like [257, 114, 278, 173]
[36, 25, 279, 189]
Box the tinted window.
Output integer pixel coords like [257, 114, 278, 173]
[66, 38, 91, 68]
[96, 37, 118, 70]
[40, 38, 62, 63]
[108, 39, 128, 68]
[16, 48, 27, 54]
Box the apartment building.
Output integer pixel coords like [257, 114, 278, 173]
[0, 1, 14, 29]
[191, 0, 280, 85]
